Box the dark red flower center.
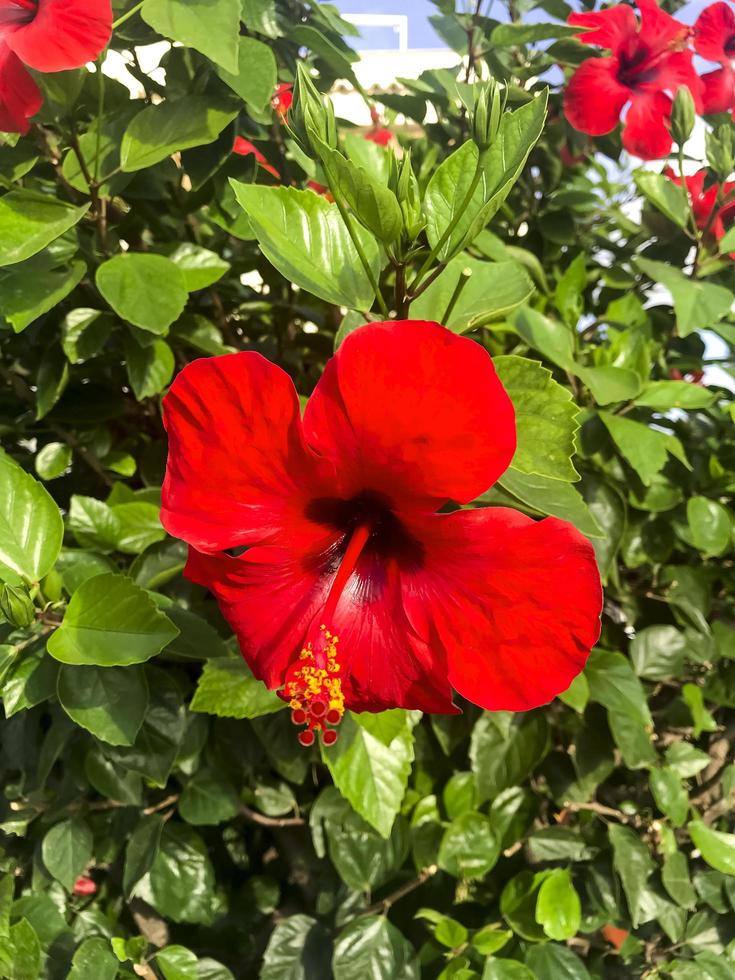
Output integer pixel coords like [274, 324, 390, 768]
[616, 43, 661, 88]
[726, 34, 735, 55]
[281, 492, 424, 745]
[0, 0, 36, 27]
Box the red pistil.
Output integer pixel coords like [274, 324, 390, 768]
[282, 523, 372, 746]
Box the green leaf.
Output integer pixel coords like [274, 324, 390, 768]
[0, 191, 89, 266]
[6, 919, 41, 980]
[637, 257, 733, 337]
[163, 243, 231, 291]
[230, 183, 380, 310]
[47, 573, 179, 666]
[0, 450, 63, 583]
[332, 916, 419, 980]
[96, 254, 188, 335]
[411, 256, 534, 332]
[535, 868, 581, 940]
[0, 255, 86, 332]
[2, 646, 58, 717]
[190, 657, 284, 718]
[600, 412, 690, 486]
[576, 365, 642, 406]
[425, 95, 547, 261]
[483, 960, 536, 980]
[35, 443, 72, 481]
[491, 21, 583, 43]
[609, 824, 654, 928]
[57, 664, 149, 745]
[585, 649, 652, 727]
[121, 97, 239, 172]
[216, 36, 277, 109]
[61, 308, 113, 363]
[124, 814, 164, 895]
[261, 916, 331, 980]
[471, 712, 548, 803]
[179, 769, 240, 826]
[438, 812, 500, 879]
[319, 146, 403, 243]
[525, 944, 591, 980]
[142, 824, 216, 924]
[321, 710, 416, 838]
[687, 497, 731, 556]
[688, 821, 735, 875]
[494, 355, 580, 482]
[155, 945, 199, 980]
[125, 337, 176, 400]
[635, 172, 690, 229]
[650, 767, 688, 827]
[662, 850, 697, 909]
[495, 468, 603, 538]
[41, 818, 93, 891]
[630, 625, 687, 681]
[112, 501, 167, 553]
[35, 347, 69, 419]
[68, 937, 119, 980]
[510, 305, 574, 371]
[142, 0, 240, 72]
[635, 381, 717, 410]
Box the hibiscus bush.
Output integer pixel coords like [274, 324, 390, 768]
[1, 0, 735, 976]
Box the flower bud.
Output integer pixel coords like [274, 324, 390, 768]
[0, 584, 35, 628]
[288, 63, 338, 160]
[472, 79, 505, 152]
[670, 86, 695, 147]
[395, 151, 425, 239]
[706, 124, 734, 182]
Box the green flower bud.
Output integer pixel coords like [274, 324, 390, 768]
[472, 79, 505, 152]
[706, 124, 734, 182]
[670, 86, 695, 147]
[0, 584, 35, 629]
[395, 151, 425, 240]
[288, 63, 338, 160]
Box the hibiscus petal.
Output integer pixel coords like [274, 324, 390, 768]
[701, 65, 735, 114]
[7, 0, 112, 72]
[694, 1, 735, 63]
[303, 320, 516, 510]
[0, 44, 41, 134]
[185, 542, 457, 714]
[622, 92, 673, 159]
[161, 352, 333, 553]
[651, 53, 703, 113]
[568, 5, 637, 49]
[401, 508, 602, 712]
[637, 0, 690, 53]
[564, 58, 629, 136]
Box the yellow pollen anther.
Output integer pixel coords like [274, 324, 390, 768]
[280, 624, 345, 744]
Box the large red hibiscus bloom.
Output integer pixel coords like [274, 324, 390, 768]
[694, 2, 735, 114]
[0, 0, 111, 134]
[564, 0, 701, 159]
[161, 322, 602, 745]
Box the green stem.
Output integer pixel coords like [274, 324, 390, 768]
[112, 0, 144, 29]
[94, 62, 105, 183]
[441, 266, 472, 324]
[329, 184, 389, 318]
[408, 149, 486, 295]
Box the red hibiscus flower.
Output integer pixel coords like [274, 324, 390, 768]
[564, 0, 702, 159]
[271, 82, 293, 119]
[232, 136, 280, 179]
[664, 167, 735, 252]
[365, 104, 393, 146]
[161, 321, 602, 745]
[0, 0, 111, 133]
[694, 2, 735, 114]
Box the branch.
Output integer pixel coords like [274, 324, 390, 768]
[361, 865, 438, 917]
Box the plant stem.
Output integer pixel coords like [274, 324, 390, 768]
[111, 0, 144, 29]
[330, 188, 389, 317]
[94, 62, 105, 183]
[441, 266, 472, 323]
[408, 150, 486, 295]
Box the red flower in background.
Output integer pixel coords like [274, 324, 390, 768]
[72, 876, 97, 896]
[564, 0, 701, 159]
[271, 82, 293, 118]
[365, 104, 394, 146]
[233, 136, 280, 178]
[0, 0, 111, 133]
[694, 2, 735, 114]
[161, 321, 602, 745]
[664, 167, 735, 250]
